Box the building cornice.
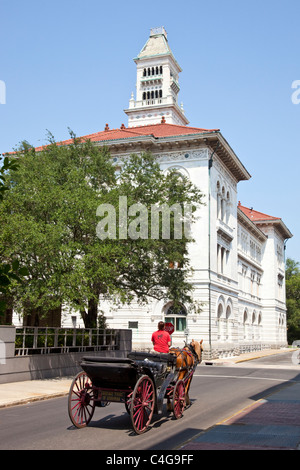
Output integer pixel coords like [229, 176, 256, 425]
[204, 132, 251, 182]
[237, 251, 264, 273]
[92, 129, 250, 182]
[255, 219, 293, 240]
[124, 102, 189, 126]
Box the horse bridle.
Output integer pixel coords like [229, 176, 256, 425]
[186, 342, 201, 364]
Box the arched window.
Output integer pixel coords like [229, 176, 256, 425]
[226, 305, 232, 341]
[221, 186, 225, 221]
[217, 299, 224, 340]
[226, 191, 230, 223]
[143, 92, 146, 100]
[217, 182, 231, 224]
[217, 303, 223, 331]
[252, 311, 256, 340]
[226, 305, 231, 320]
[218, 303, 223, 318]
[258, 312, 262, 326]
[164, 304, 187, 332]
[217, 181, 221, 218]
[243, 309, 248, 340]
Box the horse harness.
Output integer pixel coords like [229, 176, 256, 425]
[170, 344, 199, 372]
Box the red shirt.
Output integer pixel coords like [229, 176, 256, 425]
[151, 330, 171, 353]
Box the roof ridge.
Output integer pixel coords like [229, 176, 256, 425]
[128, 122, 218, 131]
[6, 122, 218, 154]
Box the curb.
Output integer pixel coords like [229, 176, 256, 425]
[235, 350, 290, 364]
[0, 391, 69, 409]
[205, 349, 292, 366]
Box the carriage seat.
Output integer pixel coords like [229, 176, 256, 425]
[135, 359, 165, 374]
[82, 356, 135, 365]
[128, 351, 177, 366]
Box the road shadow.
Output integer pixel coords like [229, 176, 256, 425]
[67, 400, 199, 440]
[249, 371, 300, 402]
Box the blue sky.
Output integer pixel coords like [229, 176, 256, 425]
[0, 0, 299, 262]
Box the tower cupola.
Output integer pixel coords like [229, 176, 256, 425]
[124, 27, 189, 127]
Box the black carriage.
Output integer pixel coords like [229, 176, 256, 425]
[68, 351, 190, 434]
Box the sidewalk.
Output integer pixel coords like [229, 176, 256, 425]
[205, 347, 295, 366]
[0, 376, 73, 408]
[179, 348, 300, 450]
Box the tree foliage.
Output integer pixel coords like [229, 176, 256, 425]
[0, 155, 29, 318]
[0, 133, 204, 327]
[286, 258, 300, 344]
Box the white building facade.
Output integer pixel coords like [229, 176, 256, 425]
[120, 28, 292, 355]
[13, 27, 292, 357]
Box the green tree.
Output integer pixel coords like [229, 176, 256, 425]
[0, 155, 28, 319]
[0, 133, 204, 328]
[286, 258, 300, 344]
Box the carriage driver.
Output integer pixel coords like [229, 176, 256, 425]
[151, 321, 171, 353]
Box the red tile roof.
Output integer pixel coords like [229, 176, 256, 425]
[33, 122, 219, 152]
[238, 202, 280, 221]
[125, 122, 218, 137]
[238, 203, 292, 239]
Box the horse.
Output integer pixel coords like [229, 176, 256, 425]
[167, 339, 203, 411]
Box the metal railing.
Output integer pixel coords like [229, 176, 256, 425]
[15, 327, 118, 356]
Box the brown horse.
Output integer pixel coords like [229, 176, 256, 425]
[167, 339, 203, 411]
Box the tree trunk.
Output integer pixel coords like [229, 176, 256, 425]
[79, 283, 101, 328]
[80, 299, 99, 328]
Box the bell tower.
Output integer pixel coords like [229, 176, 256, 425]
[124, 27, 189, 127]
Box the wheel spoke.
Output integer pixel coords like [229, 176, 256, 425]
[68, 372, 95, 428]
[130, 375, 155, 434]
[173, 380, 185, 419]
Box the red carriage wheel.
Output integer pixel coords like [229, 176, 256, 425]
[125, 391, 133, 414]
[68, 371, 95, 428]
[172, 380, 185, 419]
[130, 375, 155, 434]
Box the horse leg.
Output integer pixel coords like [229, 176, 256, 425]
[184, 377, 192, 407]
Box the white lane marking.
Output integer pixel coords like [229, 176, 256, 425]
[194, 374, 298, 383]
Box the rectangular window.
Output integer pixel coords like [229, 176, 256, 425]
[165, 316, 175, 327]
[165, 316, 186, 332]
[128, 321, 138, 329]
[176, 317, 186, 331]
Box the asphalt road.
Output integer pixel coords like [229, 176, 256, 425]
[0, 351, 299, 450]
